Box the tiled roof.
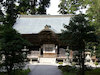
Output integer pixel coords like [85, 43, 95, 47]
[13, 15, 72, 34]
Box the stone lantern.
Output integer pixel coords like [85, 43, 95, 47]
[65, 46, 70, 63]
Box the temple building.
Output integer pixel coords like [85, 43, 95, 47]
[14, 15, 72, 63]
[13, 15, 97, 65]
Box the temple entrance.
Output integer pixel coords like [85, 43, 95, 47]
[42, 44, 56, 53]
[39, 44, 57, 63]
[41, 44, 57, 57]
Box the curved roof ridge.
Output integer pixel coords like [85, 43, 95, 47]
[19, 14, 74, 18]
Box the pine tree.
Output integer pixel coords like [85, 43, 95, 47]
[0, 0, 50, 74]
[0, 0, 4, 61]
[59, 0, 100, 58]
[1, 27, 30, 75]
[60, 14, 97, 75]
[0, 0, 31, 74]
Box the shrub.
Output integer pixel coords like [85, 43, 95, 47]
[95, 62, 98, 65]
[58, 65, 77, 75]
[86, 68, 100, 75]
[58, 62, 63, 64]
[58, 65, 63, 69]
[0, 69, 30, 75]
[58, 65, 77, 72]
[13, 69, 30, 75]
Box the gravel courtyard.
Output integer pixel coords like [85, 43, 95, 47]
[28, 65, 63, 75]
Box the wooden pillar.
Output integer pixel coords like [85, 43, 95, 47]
[57, 45, 59, 54]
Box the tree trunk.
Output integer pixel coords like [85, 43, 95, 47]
[79, 50, 85, 75]
[81, 51, 85, 75]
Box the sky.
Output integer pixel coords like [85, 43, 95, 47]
[47, 0, 60, 15]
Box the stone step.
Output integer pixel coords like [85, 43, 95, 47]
[39, 58, 56, 63]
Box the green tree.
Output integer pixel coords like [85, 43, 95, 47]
[18, 0, 50, 15]
[0, 24, 3, 61]
[0, 0, 31, 74]
[86, 0, 100, 58]
[86, 0, 100, 32]
[29, 0, 38, 14]
[58, 0, 84, 14]
[0, 0, 50, 74]
[3, 0, 18, 27]
[0, 0, 4, 61]
[58, 0, 100, 31]
[59, 0, 100, 58]
[0, 26, 30, 75]
[37, 0, 50, 14]
[60, 14, 97, 75]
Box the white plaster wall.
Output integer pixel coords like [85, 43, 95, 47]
[43, 44, 56, 53]
[39, 58, 56, 63]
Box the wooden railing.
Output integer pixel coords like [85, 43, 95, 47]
[27, 51, 40, 58]
[27, 51, 67, 58]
